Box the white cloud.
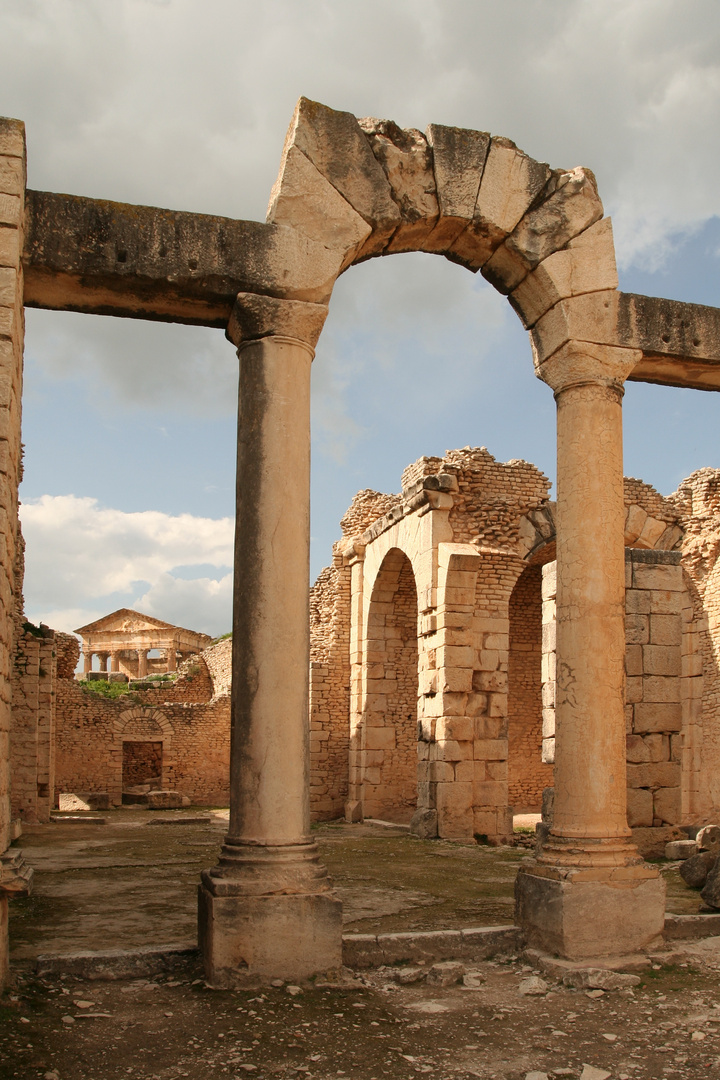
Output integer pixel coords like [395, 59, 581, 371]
[19, 495, 233, 635]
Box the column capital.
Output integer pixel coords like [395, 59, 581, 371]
[226, 292, 328, 353]
[533, 339, 642, 397]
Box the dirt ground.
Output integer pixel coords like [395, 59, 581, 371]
[2, 812, 718, 1080]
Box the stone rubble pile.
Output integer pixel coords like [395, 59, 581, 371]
[672, 824, 720, 907]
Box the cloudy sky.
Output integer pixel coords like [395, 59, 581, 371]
[1, 0, 720, 638]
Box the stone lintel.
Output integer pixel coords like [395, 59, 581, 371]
[22, 190, 342, 325]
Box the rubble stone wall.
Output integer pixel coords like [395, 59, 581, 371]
[54, 664, 230, 805]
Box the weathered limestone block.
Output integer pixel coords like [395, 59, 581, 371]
[509, 217, 618, 328]
[700, 860, 720, 909]
[424, 124, 489, 252]
[23, 191, 344, 322]
[448, 136, 551, 270]
[681, 849, 716, 888]
[633, 701, 682, 732]
[358, 119, 438, 253]
[626, 761, 680, 789]
[665, 839, 697, 860]
[627, 786, 653, 827]
[274, 97, 401, 258]
[484, 167, 603, 294]
[697, 824, 720, 853]
[653, 786, 680, 824]
[267, 145, 371, 266]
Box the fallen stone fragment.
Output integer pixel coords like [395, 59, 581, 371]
[580, 1067, 611, 1080]
[426, 961, 465, 986]
[525, 1072, 549, 1080]
[518, 976, 548, 996]
[680, 849, 716, 888]
[691, 1030, 706, 1040]
[665, 839, 698, 860]
[586, 989, 604, 998]
[697, 824, 720, 853]
[601, 1032, 617, 1042]
[462, 970, 486, 988]
[285, 985, 302, 996]
[61, 1015, 75, 1025]
[392, 966, 426, 985]
[701, 857, 720, 908]
[562, 968, 641, 990]
[73, 999, 94, 1009]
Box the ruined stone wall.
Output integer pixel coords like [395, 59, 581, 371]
[10, 622, 56, 823]
[202, 638, 232, 697]
[359, 549, 418, 823]
[309, 551, 352, 820]
[508, 563, 551, 809]
[54, 656, 230, 805]
[624, 550, 685, 830]
[542, 549, 688, 844]
[670, 469, 720, 821]
[0, 118, 27, 987]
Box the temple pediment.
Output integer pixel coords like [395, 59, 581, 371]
[75, 609, 180, 636]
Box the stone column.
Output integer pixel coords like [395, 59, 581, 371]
[109, 651, 120, 673]
[166, 642, 177, 672]
[137, 650, 148, 678]
[198, 292, 341, 986]
[83, 650, 93, 675]
[516, 342, 666, 960]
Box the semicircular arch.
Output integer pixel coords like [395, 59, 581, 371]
[268, 97, 616, 349]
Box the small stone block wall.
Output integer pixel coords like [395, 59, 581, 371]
[542, 550, 691, 830]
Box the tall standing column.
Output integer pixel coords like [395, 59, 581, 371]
[516, 342, 666, 960]
[137, 650, 148, 678]
[83, 650, 93, 675]
[199, 293, 340, 986]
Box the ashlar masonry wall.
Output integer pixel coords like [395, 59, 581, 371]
[0, 117, 26, 987]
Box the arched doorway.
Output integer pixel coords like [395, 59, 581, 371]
[358, 548, 419, 822]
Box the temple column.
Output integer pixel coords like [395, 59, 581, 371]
[109, 651, 120, 673]
[516, 341, 666, 960]
[166, 642, 177, 672]
[199, 292, 340, 986]
[82, 650, 93, 675]
[137, 649, 148, 678]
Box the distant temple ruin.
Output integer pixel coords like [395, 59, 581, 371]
[75, 608, 212, 678]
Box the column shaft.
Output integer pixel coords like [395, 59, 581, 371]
[227, 337, 313, 847]
[549, 380, 630, 846]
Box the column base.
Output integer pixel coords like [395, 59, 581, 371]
[515, 861, 666, 961]
[198, 885, 342, 987]
[198, 840, 342, 986]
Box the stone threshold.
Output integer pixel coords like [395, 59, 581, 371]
[32, 915, 720, 982]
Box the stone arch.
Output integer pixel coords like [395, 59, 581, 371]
[113, 707, 174, 742]
[355, 547, 420, 823]
[267, 97, 615, 346]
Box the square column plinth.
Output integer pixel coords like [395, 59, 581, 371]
[199, 883, 343, 987]
[515, 862, 666, 960]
